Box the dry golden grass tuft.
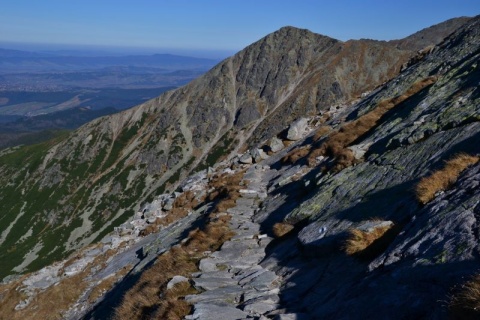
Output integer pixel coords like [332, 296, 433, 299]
[416, 153, 479, 204]
[282, 145, 311, 164]
[312, 125, 332, 142]
[344, 224, 394, 256]
[272, 222, 295, 238]
[450, 274, 480, 319]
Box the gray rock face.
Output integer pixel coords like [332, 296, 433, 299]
[286, 118, 309, 140]
[269, 136, 285, 153]
[239, 153, 253, 164]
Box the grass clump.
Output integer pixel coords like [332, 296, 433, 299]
[416, 153, 479, 204]
[450, 274, 480, 319]
[344, 223, 394, 256]
[282, 145, 311, 164]
[272, 222, 295, 238]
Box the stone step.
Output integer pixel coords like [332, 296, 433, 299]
[197, 270, 233, 279]
[243, 301, 279, 315]
[185, 285, 243, 304]
[241, 270, 278, 291]
[186, 303, 249, 320]
[229, 254, 265, 270]
[221, 239, 259, 249]
[193, 277, 238, 291]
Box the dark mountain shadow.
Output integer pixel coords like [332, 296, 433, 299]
[262, 226, 480, 319]
[82, 258, 155, 320]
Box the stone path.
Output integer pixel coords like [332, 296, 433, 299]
[185, 164, 282, 320]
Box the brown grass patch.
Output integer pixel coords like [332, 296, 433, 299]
[282, 146, 311, 164]
[272, 222, 294, 238]
[312, 125, 332, 142]
[344, 223, 394, 256]
[416, 153, 479, 204]
[450, 274, 480, 319]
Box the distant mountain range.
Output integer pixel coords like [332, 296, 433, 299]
[0, 49, 220, 72]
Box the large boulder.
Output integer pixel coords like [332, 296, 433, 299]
[269, 137, 285, 153]
[286, 118, 309, 140]
[252, 149, 269, 163]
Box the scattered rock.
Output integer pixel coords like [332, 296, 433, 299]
[239, 153, 253, 164]
[167, 275, 189, 289]
[252, 148, 269, 163]
[348, 143, 371, 160]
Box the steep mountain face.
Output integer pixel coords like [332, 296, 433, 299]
[0, 27, 426, 280]
[390, 16, 471, 50]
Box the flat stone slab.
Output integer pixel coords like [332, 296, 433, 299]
[186, 303, 249, 320]
[185, 285, 243, 303]
[193, 277, 238, 291]
[235, 198, 256, 207]
[230, 233, 257, 241]
[273, 314, 311, 320]
[222, 239, 258, 249]
[237, 268, 268, 286]
[229, 254, 265, 269]
[199, 258, 219, 272]
[243, 288, 280, 302]
[242, 270, 278, 291]
[243, 301, 279, 315]
[198, 271, 233, 279]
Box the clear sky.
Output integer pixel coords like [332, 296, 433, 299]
[0, 0, 478, 57]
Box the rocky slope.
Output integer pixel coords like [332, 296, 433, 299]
[0, 19, 466, 281]
[0, 15, 478, 320]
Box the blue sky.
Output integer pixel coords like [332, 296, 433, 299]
[0, 0, 478, 57]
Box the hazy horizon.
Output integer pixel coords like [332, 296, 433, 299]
[0, 41, 236, 59]
[1, 0, 478, 59]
